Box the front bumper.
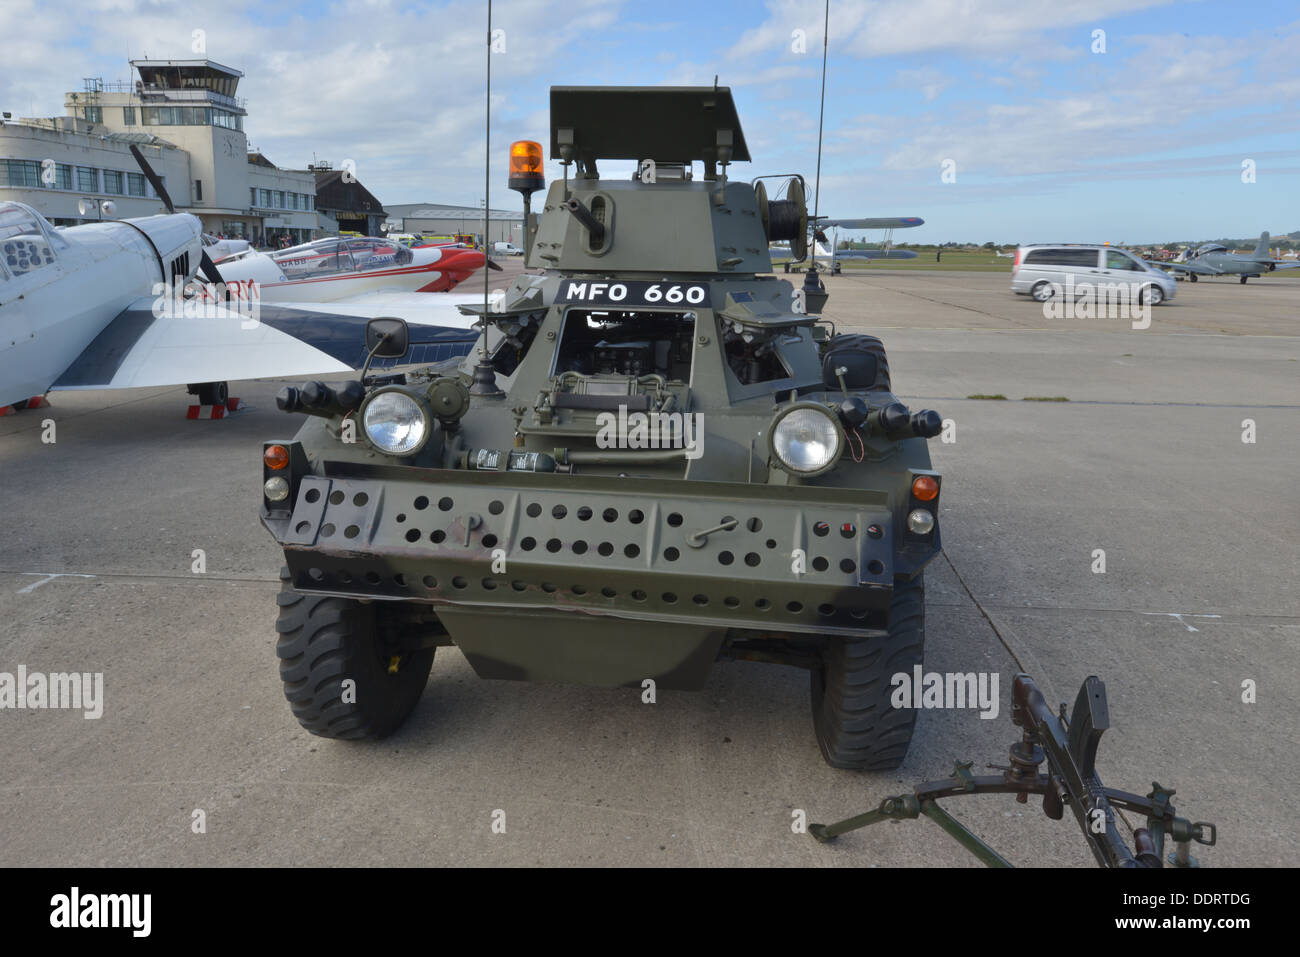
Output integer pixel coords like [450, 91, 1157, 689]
[262, 461, 934, 638]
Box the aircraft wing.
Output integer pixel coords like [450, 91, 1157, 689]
[308, 290, 487, 323]
[1145, 260, 1219, 276]
[818, 217, 924, 229]
[833, 249, 919, 260]
[52, 296, 479, 392]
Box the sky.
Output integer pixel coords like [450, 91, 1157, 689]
[1, 0, 1297, 245]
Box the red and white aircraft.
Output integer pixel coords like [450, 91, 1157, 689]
[211, 234, 496, 303]
[0, 151, 486, 414]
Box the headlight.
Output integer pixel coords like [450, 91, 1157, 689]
[263, 476, 290, 502]
[361, 388, 430, 456]
[907, 509, 935, 535]
[770, 403, 843, 476]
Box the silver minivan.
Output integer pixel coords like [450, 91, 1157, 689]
[1011, 244, 1176, 305]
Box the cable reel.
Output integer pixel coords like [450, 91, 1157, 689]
[753, 175, 808, 261]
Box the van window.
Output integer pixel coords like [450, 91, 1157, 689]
[1105, 250, 1143, 271]
[1024, 248, 1097, 267]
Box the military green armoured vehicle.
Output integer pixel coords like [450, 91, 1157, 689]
[260, 87, 944, 770]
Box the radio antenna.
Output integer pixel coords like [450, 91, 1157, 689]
[812, 0, 829, 229]
[801, 0, 831, 305]
[482, 0, 491, 327]
[468, 0, 503, 395]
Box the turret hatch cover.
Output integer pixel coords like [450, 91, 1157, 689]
[549, 86, 750, 167]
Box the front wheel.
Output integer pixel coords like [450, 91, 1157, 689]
[1031, 280, 1055, 302]
[275, 571, 434, 739]
[1140, 284, 1163, 306]
[196, 381, 228, 406]
[810, 574, 925, 770]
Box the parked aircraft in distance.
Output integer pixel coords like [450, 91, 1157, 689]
[203, 233, 250, 262]
[812, 216, 925, 271]
[771, 216, 925, 271]
[212, 234, 498, 302]
[1146, 232, 1300, 283]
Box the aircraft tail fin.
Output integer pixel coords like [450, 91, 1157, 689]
[1253, 231, 1270, 258]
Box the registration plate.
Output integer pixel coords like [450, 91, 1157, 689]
[556, 279, 710, 308]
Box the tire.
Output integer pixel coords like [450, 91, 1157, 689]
[275, 569, 434, 739]
[1240, 276, 1247, 284]
[1189, 274, 1197, 283]
[1140, 284, 1163, 306]
[821, 333, 891, 392]
[810, 574, 925, 770]
[1031, 280, 1055, 302]
[197, 381, 228, 406]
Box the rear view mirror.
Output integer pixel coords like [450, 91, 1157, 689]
[365, 317, 410, 359]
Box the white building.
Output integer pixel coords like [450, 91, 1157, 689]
[1, 60, 320, 244]
[0, 117, 185, 223]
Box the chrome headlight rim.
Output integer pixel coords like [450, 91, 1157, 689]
[359, 386, 432, 457]
[768, 401, 844, 478]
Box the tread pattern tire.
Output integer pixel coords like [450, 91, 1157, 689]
[822, 333, 892, 392]
[197, 382, 228, 406]
[275, 568, 433, 739]
[810, 574, 925, 771]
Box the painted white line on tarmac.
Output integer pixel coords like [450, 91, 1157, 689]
[17, 572, 96, 594]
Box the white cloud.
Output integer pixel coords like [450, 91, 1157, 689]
[1, 0, 631, 207]
[727, 0, 1175, 59]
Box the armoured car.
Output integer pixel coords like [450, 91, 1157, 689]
[260, 86, 945, 769]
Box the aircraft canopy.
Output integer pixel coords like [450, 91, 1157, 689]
[0, 202, 65, 279]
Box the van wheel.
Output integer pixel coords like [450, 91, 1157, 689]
[1140, 284, 1163, 306]
[810, 574, 925, 771]
[1031, 281, 1055, 302]
[1240, 276, 1247, 284]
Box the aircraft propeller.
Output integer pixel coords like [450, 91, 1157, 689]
[129, 145, 226, 288]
